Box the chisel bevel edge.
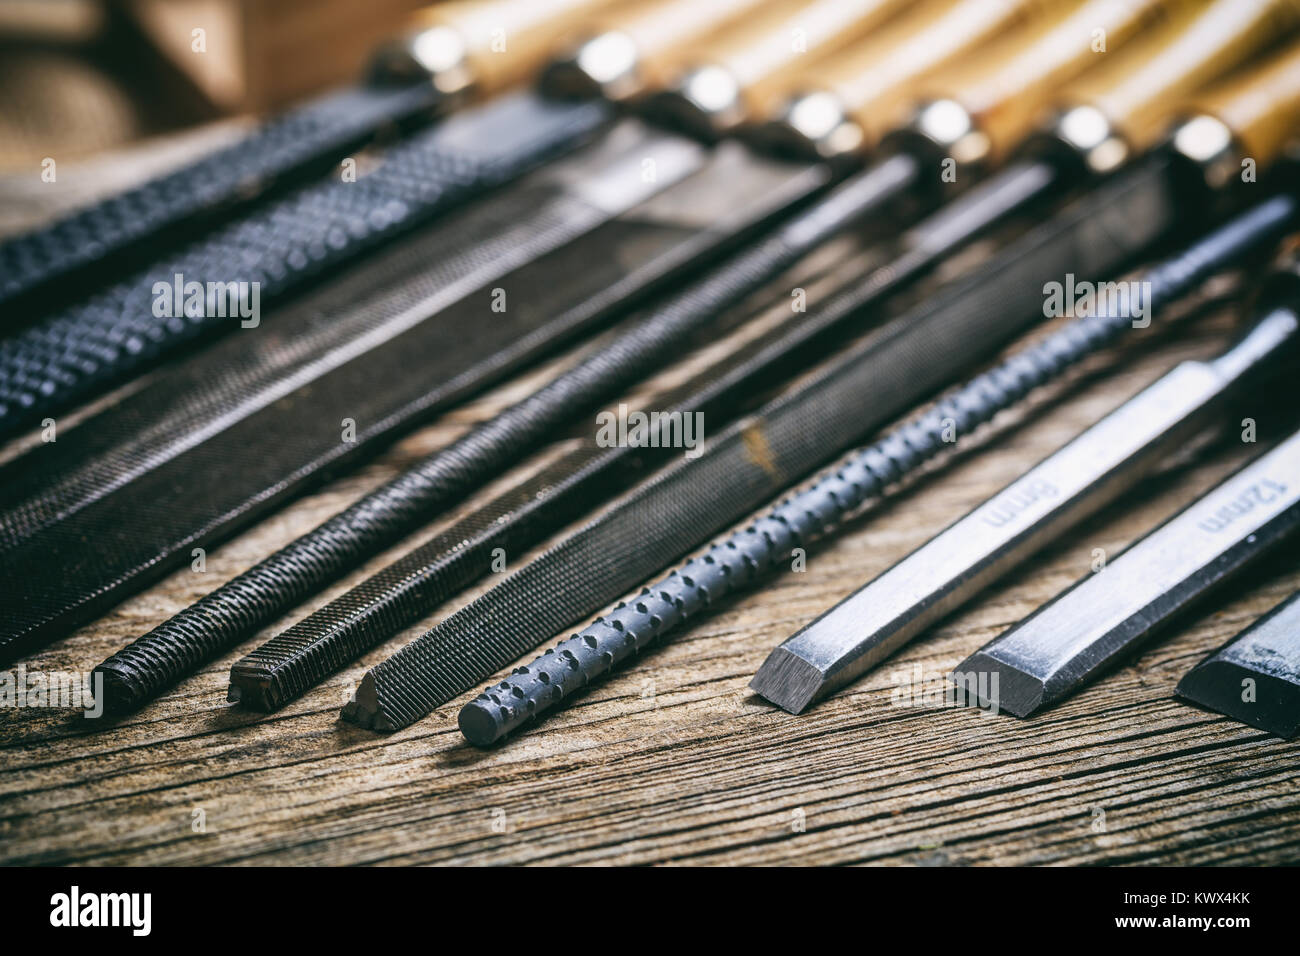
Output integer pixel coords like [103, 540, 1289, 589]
[961, 423, 1300, 718]
[1176, 590, 1300, 738]
[355, 157, 1182, 735]
[454, 194, 1296, 745]
[755, 276, 1300, 715]
[0, 93, 611, 437]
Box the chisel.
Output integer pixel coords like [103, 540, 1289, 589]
[1177, 590, 1300, 738]
[0, 0, 628, 315]
[451, 197, 1296, 745]
[542, 0, 771, 101]
[753, 262, 1300, 714]
[231, 1, 1218, 711]
[646, 0, 914, 138]
[960, 424, 1300, 718]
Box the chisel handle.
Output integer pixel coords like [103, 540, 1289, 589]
[543, 0, 770, 100]
[1172, 41, 1300, 187]
[653, 0, 911, 135]
[904, 0, 1178, 168]
[375, 0, 628, 96]
[1051, 0, 1300, 173]
[766, 0, 1061, 158]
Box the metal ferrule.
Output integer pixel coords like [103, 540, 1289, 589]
[1045, 103, 1131, 176]
[895, 97, 992, 172]
[647, 64, 745, 139]
[1169, 111, 1248, 192]
[370, 24, 476, 96]
[750, 90, 865, 161]
[541, 30, 643, 100]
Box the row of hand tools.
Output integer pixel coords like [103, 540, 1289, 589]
[1, 0, 1299, 745]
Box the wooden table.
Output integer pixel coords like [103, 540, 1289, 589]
[2, 135, 1298, 867]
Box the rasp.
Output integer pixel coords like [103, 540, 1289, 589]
[0, 127, 818, 665]
[229, 160, 1049, 711]
[1177, 589, 1300, 738]
[226, 0, 1232, 710]
[0, 91, 611, 437]
[0, 0, 627, 315]
[348, 159, 1189, 733]
[456, 196, 1298, 745]
[85, 0, 1296, 706]
[645, 0, 916, 138]
[959, 423, 1300, 718]
[754, 271, 1300, 715]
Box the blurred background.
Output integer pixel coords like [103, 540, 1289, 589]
[0, 0, 429, 230]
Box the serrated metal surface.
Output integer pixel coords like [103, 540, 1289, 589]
[0, 92, 611, 437]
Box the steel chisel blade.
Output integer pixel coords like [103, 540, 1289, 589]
[1177, 590, 1300, 738]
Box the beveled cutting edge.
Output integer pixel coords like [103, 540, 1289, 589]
[961, 423, 1300, 718]
[1177, 590, 1300, 738]
[752, 290, 1300, 714]
[451, 194, 1295, 745]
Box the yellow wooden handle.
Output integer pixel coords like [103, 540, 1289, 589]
[1183, 40, 1300, 168]
[1060, 0, 1300, 168]
[916, 0, 1180, 165]
[799, 0, 1065, 151]
[669, 0, 912, 123]
[399, 0, 630, 94]
[551, 0, 771, 99]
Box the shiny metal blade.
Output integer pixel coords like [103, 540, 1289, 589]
[1176, 590, 1300, 739]
[963, 426, 1300, 717]
[752, 303, 1300, 713]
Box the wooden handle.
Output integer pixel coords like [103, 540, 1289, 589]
[917, 0, 1178, 164]
[795, 0, 1062, 150]
[404, 0, 630, 94]
[1186, 41, 1300, 167]
[569, 0, 772, 96]
[670, 0, 911, 114]
[1066, 0, 1300, 158]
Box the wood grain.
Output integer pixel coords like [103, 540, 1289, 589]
[1, 133, 1297, 867]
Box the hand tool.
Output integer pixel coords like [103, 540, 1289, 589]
[0, 91, 610, 437]
[960, 424, 1300, 718]
[353, 168, 1212, 736]
[1177, 590, 1300, 738]
[88, 0, 1292, 711]
[0, 128, 819, 666]
[753, 264, 1300, 715]
[229, 0, 1274, 712]
[646, 0, 913, 138]
[542, 0, 770, 101]
[450, 196, 1296, 745]
[2, 0, 784, 436]
[0, 0, 626, 316]
[756, 0, 1172, 161]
